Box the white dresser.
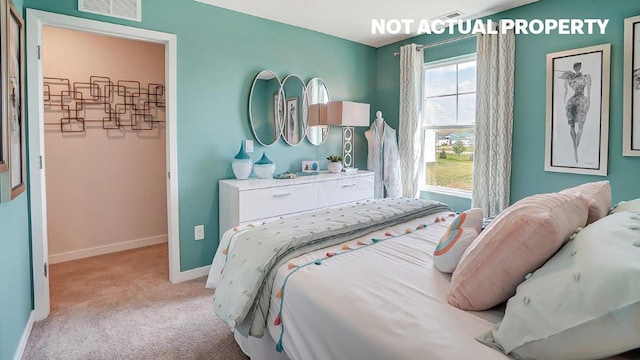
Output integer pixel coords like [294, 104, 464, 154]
[219, 171, 375, 237]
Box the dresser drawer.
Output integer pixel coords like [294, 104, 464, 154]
[238, 183, 319, 222]
[318, 175, 374, 208]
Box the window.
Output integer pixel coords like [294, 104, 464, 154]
[422, 55, 477, 196]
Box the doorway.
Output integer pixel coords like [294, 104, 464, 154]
[27, 10, 180, 321]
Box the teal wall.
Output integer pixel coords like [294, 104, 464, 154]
[0, 4, 31, 360]
[0, 196, 31, 360]
[377, 0, 640, 209]
[24, 0, 377, 271]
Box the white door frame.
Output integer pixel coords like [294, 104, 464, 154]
[27, 9, 181, 321]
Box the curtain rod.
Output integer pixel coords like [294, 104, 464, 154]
[393, 34, 476, 57]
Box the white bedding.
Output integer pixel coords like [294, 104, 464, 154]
[209, 211, 508, 360]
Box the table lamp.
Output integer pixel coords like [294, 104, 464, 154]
[326, 101, 370, 168]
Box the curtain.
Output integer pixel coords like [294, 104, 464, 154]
[472, 29, 515, 217]
[398, 44, 424, 198]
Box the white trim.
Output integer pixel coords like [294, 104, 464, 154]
[420, 185, 471, 199]
[12, 311, 34, 360]
[172, 265, 212, 283]
[48, 235, 168, 264]
[423, 53, 476, 70]
[623, 15, 640, 157]
[26, 9, 180, 321]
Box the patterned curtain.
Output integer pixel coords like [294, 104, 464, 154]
[398, 44, 424, 198]
[472, 29, 515, 217]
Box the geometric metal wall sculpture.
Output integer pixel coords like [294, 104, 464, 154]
[43, 76, 165, 132]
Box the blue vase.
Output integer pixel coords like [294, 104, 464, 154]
[232, 141, 253, 179]
[253, 152, 276, 179]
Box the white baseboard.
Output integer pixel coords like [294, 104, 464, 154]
[13, 310, 34, 360]
[49, 234, 168, 264]
[171, 264, 211, 283]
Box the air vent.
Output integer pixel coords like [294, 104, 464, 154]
[444, 11, 464, 19]
[78, 0, 141, 22]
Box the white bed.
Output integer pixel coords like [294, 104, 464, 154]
[208, 209, 508, 360]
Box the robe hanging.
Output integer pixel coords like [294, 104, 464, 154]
[365, 120, 402, 198]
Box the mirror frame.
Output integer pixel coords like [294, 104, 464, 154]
[281, 74, 307, 146]
[248, 70, 284, 146]
[305, 77, 331, 146]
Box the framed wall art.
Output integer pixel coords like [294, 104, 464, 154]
[545, 43, 610, 176]
[2, 1, 26, 200]
[0, 0, 7, 174]
[273, 92, 283, 139]
[623, 15, 640, 156]
[285, 97, 299, 144]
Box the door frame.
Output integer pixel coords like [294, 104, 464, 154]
[26, 9, 180, 321]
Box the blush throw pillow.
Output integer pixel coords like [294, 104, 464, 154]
[433, 208, 483, 273]
[448, 193, 588, 311]
[560, 180, 611, 225]
[478, 211, 640, 360]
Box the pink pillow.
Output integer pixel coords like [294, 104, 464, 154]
[560, 181, 611, 225]
[448, 193, 588, 311]
[433, 208, 483, 273]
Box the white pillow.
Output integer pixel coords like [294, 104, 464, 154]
[610, 198, 640, 215]
[478, 211, 640, 360]
[433, 208, 482, 273]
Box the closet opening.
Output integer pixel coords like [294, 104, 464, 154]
[27, 9, 180, 321]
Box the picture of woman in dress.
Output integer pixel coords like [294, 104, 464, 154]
[558, 62, 592, 164]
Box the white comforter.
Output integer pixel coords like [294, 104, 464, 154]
[209, 211, 507, 360]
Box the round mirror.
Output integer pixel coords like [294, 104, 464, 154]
[305, 78, 331, 146]
[281, 74, 307, 146]
[249, 70, 284, 146]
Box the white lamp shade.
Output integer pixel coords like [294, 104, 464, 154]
[326, 101, 370, 127]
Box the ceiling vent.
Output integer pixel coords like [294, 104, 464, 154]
[78, 0, 141, 22]
[444, 11, 464, 19]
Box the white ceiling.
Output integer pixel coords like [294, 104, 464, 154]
[194, 0, 537, 48]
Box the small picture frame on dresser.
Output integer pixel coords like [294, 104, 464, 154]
[301, 160, 319, 173]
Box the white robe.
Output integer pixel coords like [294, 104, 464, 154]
[365, 120, 402, 198]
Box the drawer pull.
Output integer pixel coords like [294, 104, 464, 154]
[273, 192, 292, 197]
[341, 184, 357, 188]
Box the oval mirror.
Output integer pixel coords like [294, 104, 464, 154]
[305, 78, 331, 146]
[249, 70, 284, 146]
[281, 74, 307, 146]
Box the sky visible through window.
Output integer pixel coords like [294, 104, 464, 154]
[424, 61, 476, 127]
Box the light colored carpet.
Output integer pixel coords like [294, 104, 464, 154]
[22, 244, 248, 360]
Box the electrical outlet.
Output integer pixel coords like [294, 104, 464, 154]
[194, 225, 205, 240]
[245, 140, 254, 153]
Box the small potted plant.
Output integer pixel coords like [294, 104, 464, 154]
[327, 154, 343, 173]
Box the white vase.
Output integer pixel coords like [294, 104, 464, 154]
[253, 152, 276, 178]
[232, 160, 253, 179]
[328, 162, 343, 173]
[232, 141, 253, 179]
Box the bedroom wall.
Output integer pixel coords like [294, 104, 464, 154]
[376, 0, 640, 210]
[23, 0, 377, 271]
[42, 27, 168, 263]
[0, 0, 31, 359]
